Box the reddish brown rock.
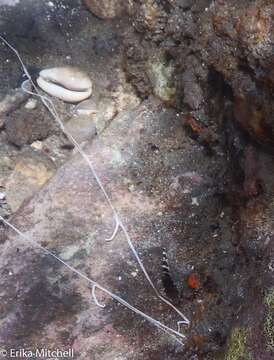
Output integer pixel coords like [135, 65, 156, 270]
[202, 0, 274, 146]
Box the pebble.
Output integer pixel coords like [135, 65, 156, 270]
[24, 98, 38, 110]
[84, 0, 127, 19]
[30, 141, 43, 151]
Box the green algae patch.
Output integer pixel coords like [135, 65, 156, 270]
[147, 56, 176, 103]
[264, 288, 274, 353]
[225, 327, 252, 360]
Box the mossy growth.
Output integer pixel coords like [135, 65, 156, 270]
[225, 327, 252, 360]
[264, 288, 274, 353]
[147, 56, 176, 103]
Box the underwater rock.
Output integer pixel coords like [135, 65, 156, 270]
[201, 1, 274, 147]
[5, 149, 56, 212]
[5, 103, 56, 146]
[234, 95, 271, 146]
[0, 100, 195, 358]
[24, 98, 38, 110]
[0, 85, 31, 116]
[67, 97, 117, 144]
[182, 70, 204, 110]
[83, 0, 129, 19]
[0, 0, 19, 6]
[65, 115, 97, 144]
[37, 67, 92, 103]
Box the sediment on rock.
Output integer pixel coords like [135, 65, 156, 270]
[0, 0, 273, 359]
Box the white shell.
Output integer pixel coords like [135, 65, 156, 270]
[37, 77, 92, 103]
[37, 66, 92, 103]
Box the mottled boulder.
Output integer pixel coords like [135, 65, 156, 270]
[70, 97, 117, 137]
[0, 100, 196, 359]
[5, 103, 57, 146]
[83, 0, 131, 19]
[201, 0, 274, 146]
[5, 148, 56, 212]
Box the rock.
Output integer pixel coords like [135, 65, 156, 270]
[182, 70, 204, 110]
[83, 0, 129, 19]
[0, 86, 30, 116]
[5, 149, 56, 212]
[112, 85, 141, 112]
[73, 99, 98, 117]
[24, 98, 38, 110]
[68, 97, 117, 141]
[126, 34, 169, 100]
[146, 1, 165, 30]
[0, 135, 19, 185]
[93, 97, 117, 133]
[37, 134, 73, 167]
[0, 0, 19, 5]
[65, 115, 97, 144]
[5, 103, 57, 146]
[201, 1, 274, 146]
[110, 71, 141, 112]
[0, 100, 196, 358]
[30, 140, 43, 151]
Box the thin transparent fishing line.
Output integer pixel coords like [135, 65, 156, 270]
[0, 214, 185, 345]
[20, 78, 188, 326]
[0, 35, 189, 326]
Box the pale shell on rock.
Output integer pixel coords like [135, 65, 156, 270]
[37, 66, 92, 103]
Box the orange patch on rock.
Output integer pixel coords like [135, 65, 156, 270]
[187, 273, 200, 290]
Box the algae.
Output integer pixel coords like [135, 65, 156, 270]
[264, 288, 274, 353]
[225, 327, 252, 360]
[147, 56, 176, 103]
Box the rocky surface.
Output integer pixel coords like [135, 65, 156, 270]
[0, 0, 273, 359]
[68, 96, 117, 141]
[124, 1, 274, 359]
[0, 0, 19, 5]
[201, 0, 274, 148]
[83, 0, 132, 19]
[5, 148, 56, 212]
[0, 98, 227, 360]
[0, 0, 138, 218]
[5, 103, 58, 146]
